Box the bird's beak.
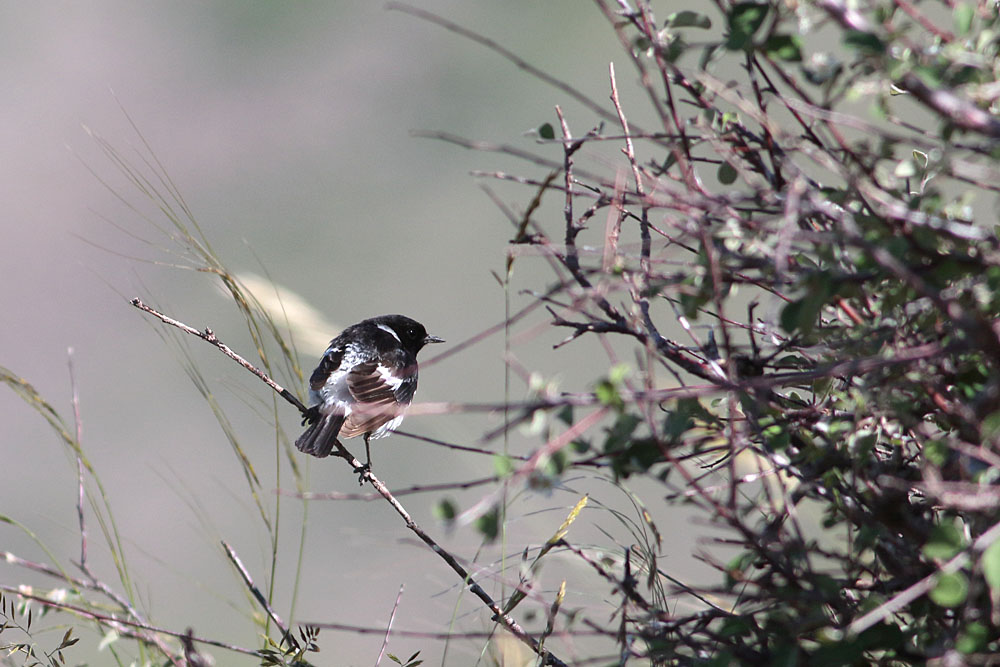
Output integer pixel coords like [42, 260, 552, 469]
[424, 334, 445, 344]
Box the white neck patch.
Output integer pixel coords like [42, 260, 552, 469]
[377, 323, 401, 343]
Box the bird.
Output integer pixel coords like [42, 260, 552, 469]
[295, 314, 443, 470]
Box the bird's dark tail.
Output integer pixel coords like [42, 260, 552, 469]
[295, 413, 345, 458]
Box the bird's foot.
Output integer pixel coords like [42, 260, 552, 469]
[300, 406, 320, 426]
[353, 461, 371, 485]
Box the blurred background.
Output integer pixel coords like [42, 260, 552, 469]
[0, 2, 713, 664]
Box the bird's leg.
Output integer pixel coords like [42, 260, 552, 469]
[354, 432, 373, 485]
[300, 405, 321, 426]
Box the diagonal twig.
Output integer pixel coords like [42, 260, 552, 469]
[130, 298, 309, 414]
[130, 297, 570, 667]
[222, 541, 289, 638]
[375, 585, 405, 667]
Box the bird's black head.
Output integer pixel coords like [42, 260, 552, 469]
[372, 314, 444, 354]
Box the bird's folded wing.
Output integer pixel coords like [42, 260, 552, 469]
[340, 361, 407, 438]
[308, 344, 346, 390]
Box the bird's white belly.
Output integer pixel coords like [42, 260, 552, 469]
[369, 414, 404, 439]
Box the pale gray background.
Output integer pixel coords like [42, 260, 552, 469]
[0, 2, 719, 664]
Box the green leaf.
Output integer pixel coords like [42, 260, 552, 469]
[664, 397, 713, 442]
[664, 403, 696, 440]
[780, 293, 824, 335]
[718, 161, 738, 184]
[912, 64, 943, 88]
[778, 299, 806, 334]
[982, 410, 1000, 442]
[718, 616, 752, 638]
[596, 365, 630, 409]
[663, 36, 687, 63]
[433, 498, 458, 522]
[666, 10, 712, 29]
[699, 42, 726, 70]
[493, 454, 515, 477]
[595, 379, 621, 408]
[843, 30, 885, 55]
[763, 34, 802, 62]
[923, 521, 965, 560]
[724, 551, 756, 588]
[810, 624, 905, 664]
[608, 363, 631, 384]
[537, 448, 568, 477]
[981, 538, 1000, 595]
[538, 122, 555, 140]
[475, 506, 501, 542]
[929, 571, 968, 607]
[954, 3, 974, 36]
[556, 405, 574, 426]
[726, 2, 769, 50]
[957, 621, 988, 654]
[923, 439, 949, 467]
[604, 413, 642, 451]
[609, 438, 662, 479]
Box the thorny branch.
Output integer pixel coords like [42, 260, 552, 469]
[392, 0, 1000, 661]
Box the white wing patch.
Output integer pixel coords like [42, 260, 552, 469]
[376, 363, 404, 390]
[377, 323, 401, 342]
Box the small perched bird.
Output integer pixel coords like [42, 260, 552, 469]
[295, 314, 443, 468]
